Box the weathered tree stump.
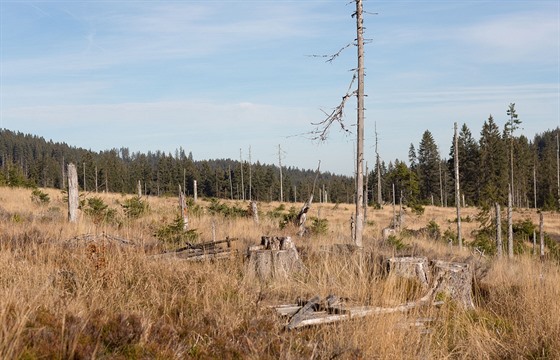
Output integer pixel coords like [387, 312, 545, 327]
[386, 256, 431, 289]
[430, 260, 474, 309]
[247, 236, 302, 280]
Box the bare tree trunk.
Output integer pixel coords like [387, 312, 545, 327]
[61, 157, 66, 190]
[375, 123, 382, 206]
[278, 144, 283, 202]
[83, 162, 86, 192]
[508, 184, 513, 259]
[439, 159, 443, 207]
[179, 185, 188, 230]
[137, 180, 142, 197]
[354, 0, 365, 248]
[67, 163, 79, 223]
[240, 149, 245, 201]
[454, 122, 462, 249]
[249, 146, 253, 201]
[539, 212, 545, 260]
[557, 131, 559, 206]
[193, 180, 198, 202]
[228, 165, 233, 200]
[95, 166, 98, 193]
[533, 165, 537, 208]
[392, 183, 396, 228]
[364, 161, 368, 222]
[533, 230, 536, 256]
[496, 203, 502, 258]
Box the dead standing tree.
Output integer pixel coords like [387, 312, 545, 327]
[67, 163, 79, 223]
[308, 0, 369, 247]
[296, 161, 321, 236]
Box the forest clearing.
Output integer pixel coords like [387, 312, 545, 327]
[1, 185, 559, 359]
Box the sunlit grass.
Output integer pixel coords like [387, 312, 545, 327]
[0, 186, 559, 358]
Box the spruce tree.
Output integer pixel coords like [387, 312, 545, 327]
[479, 115, 508, 206]
[417, 130, 441, 204]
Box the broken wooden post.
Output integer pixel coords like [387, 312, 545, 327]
[296, 198, 311, 236]
[247, 236, 302, 280]
[250, 201, 259, 224]
[386, 256, 430, 289]
[67, 163, 79, 223]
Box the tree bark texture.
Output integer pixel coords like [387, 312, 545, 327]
[247, 236, 302, 281]
[67, 163, 79, 223]
[495, 203, 502, 257]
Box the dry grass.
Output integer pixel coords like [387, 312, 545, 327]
[0, 186, 559, 359]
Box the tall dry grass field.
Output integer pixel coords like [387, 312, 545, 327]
[0, 186, 559, 359]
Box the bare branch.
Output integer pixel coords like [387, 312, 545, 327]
[307, 71, 358, 141]
[307, 41, 356, 63]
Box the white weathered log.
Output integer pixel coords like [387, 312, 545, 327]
[286, 295, 321, 330]
[67, 163, 79, 223]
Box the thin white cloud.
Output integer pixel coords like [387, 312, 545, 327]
[457, 10, 559, 64]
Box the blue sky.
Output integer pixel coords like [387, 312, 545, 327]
[1, 1, 559, 176]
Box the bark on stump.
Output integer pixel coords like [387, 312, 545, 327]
[430, 260, 474, 309]
[386, 256, 430, 289]
[247, 236, 302, 280]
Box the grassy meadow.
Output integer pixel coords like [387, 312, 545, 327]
[1, 186, 559, 359]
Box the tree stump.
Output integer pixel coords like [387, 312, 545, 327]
[386, 256, 431, 289]
[247, 236, 302, 280]
[430, 260, 474, 309]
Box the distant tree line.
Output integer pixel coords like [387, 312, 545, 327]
[0, 129, 355, 203]
[1, 115, 558, 211]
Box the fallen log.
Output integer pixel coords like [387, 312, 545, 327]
[276, 260, 474, 329]
[286, 295, 321, 330]
[151, 238, 238, 261]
